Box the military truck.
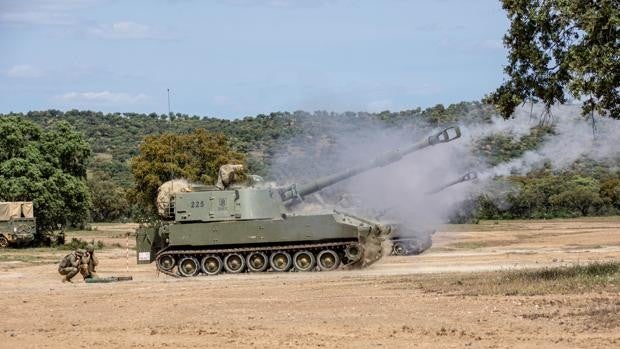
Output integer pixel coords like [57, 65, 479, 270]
[137, 127, 462, 276]
[0, 202, 36, 248]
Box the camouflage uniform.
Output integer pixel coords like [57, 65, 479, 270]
[80, 245, 99, 279]
[58, 249, 85, 282]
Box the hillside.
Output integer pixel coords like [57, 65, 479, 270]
[2, 102, 492, 185]
[2, 101, 619, 222]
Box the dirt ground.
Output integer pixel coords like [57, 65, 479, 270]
[0, 218, 618, 349]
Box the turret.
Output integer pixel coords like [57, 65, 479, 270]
[279, 126, 461, 204]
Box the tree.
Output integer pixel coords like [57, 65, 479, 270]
[0, 118, 92, 231]
[487, 0, 619, 119]
[88, 176, 130, 222]
[129, 129, 245, 214]
[549, 176, 603, 215]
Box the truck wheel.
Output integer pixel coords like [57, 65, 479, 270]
[0, 236, 8, 248]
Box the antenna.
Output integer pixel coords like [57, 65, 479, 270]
[167, 88, 171, 117]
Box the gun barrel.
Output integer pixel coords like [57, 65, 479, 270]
[426, 171, 477, 195]
[280, 126, 461, 203]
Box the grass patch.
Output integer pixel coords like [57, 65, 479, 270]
[504, 262, 618, 282]
[0, 254, 45, 263]
[448, 241, 488, 249]
[447, 240, 516, 249]
[58, 238, 105, 251]
[568, 302, 620, 329]
[400, 262, 620, 296]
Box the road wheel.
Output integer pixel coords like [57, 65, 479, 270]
[293, 250, 316, 272]
[0, 235, 8, 248]
[270, 251, 292, 272]
[224, 253, 246, 273]
[391, 242, 408, 256]
[317, 249, 340, 271]
[246, 252, 268, 272]
[344, 243, 363, 262]
[157, 255, 176, 271]
[201, 255, 223, 275]
[178, 257, 200, 277]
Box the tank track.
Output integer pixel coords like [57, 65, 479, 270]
[155, 240, 374, 277]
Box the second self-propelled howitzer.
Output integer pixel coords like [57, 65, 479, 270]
[389, 171, 478, 256]
[136, 127, 462, 277]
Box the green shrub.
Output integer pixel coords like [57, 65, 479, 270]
[59, 238, 105, 250]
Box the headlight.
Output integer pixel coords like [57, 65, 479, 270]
[13, 227, 17, 233]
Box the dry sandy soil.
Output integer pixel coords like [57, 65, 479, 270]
[0, 218, 619, 348]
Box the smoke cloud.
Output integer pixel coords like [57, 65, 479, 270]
[267, 104, 620, 234]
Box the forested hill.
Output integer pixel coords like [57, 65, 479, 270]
[3, 101, 619, 222]
[1, 101, 493, 186]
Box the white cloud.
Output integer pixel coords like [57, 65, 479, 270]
[481, 39, 503, 50]
[5, 0, 100, 12]
[0, 11, 74, 25]
[438, 37, 506, 52]
[0, 0, 100, 26]
[211, 95, 232, 106]
[55, 91, 150, 105]
[219, 0, 331, 8]
[5, 64, 43, 78]
[89, 21, 164, 40]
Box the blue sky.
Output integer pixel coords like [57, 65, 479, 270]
[0, 0, 509, 119]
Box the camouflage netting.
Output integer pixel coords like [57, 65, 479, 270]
[0, 202, 34, 221]
[156, 179, 192, 218]
[216, 164, 244, 189]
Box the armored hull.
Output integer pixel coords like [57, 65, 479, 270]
[138, 211, 387, 276]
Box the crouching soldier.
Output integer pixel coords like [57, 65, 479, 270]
[80, 244, 99, 279]
[58, 249, 85, 283]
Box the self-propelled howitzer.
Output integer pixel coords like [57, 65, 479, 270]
[136, 127, 461, 277]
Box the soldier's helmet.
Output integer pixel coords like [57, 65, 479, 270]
[75, 249, 86, 256]
[86, 244, 95, 253]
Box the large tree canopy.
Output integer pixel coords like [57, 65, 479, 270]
[130, 129, 245, 215]
[0, 117, 91, 231]
[487, 0, 619, 119]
